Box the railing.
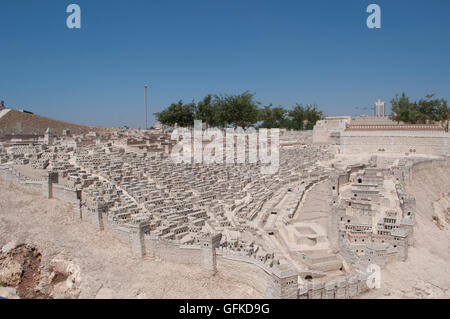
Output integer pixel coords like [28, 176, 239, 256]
[346, 124, 444, 131]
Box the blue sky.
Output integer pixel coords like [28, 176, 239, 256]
[1, 0, 449, 128]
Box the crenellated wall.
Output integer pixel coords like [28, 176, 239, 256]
[298, 273, 369, 299]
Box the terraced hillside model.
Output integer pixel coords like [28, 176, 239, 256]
[0, 109, 105, 135]
[0, 111, 448, 299]
[362, 163, 450, 298]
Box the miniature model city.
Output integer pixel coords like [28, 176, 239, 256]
[0, 103, 448, 299]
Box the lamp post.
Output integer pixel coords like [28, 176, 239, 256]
[144, 84, 148, 130]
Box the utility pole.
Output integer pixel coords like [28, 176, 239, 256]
[144, 84, 148, 130]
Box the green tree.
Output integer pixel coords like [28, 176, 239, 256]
[154, 100, 195, 127]
[303, 103, 323, 129]
[288, 104, 306, 130]
[215, 91, 260, 128]
[195, 94, 221, 127]
[436, 99, 450, 131]
[155, 93, 325, 130]
[417, 94, 448, 124]
[259, 104, 287, 128]
[390, 93, 449, 128]
[390, 93, 418, 123]
[258, 103, 323, 130]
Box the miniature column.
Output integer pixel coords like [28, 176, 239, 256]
[130, 223, 147, 258]
[76, 190, 82, 219]
[297, 284, 310, 299]
[94, 202, 106, 231]
[347, 276, 359, 298]
[45, 171, 58, 199]
[309, 282, 324, 299]
[77, 200, 83, 219]
[335, 278, 348, 299]
[329, 173, 340, 198]
[324, 281, 336, 299]
[394, 232, 409, 261]
[200, 233, 222, 276]
[401, 196, 416, 246]
[357, 273, 369, 294]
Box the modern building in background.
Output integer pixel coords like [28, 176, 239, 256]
[374, 99, 386, 117]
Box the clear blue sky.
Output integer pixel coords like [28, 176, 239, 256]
[1, 0, 449, 128]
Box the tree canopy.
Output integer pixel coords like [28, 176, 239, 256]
[155, 91, 449, 131]
[390, 93, 449, 129]
[258, 105, 287, 128]
[259, 103, 323, 130]
[154, 100, 196, 128]
[214, 92, 260, 128]
[155, 92, 324, 130]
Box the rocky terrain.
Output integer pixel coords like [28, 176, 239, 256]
[0, 109, 108, 135]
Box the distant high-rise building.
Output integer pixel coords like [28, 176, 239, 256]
[374, 99, 386, 117]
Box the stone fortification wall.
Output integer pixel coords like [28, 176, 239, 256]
[340, 130, 449, 156]
[0, 164, 377, 299]
[350, 116, 397, 125]
[312, 117, 351, 144]
[52, 184, 79, 203]
[146, 239, 203, 265]
[0, 166, 45, 194]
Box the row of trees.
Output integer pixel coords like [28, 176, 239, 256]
[258, 103, 323, 130]
[390, 93, 449, 127]
[154, 92, 324, 129]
